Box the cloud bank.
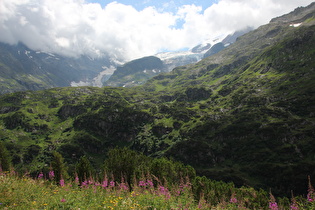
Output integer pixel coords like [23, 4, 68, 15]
[0, 0, 313, 61]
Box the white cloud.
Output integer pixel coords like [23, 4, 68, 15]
[0, 0, 313, 61]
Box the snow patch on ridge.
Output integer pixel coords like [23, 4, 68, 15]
[156, 51, 198, 60]
[290, 23, 302, 27]
[71, 66, 116, 87]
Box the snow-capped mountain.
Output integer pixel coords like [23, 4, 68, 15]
[99, 28, 253, 87]
[155, 35, 225, 71]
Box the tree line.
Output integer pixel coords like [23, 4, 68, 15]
[1, 143, 270, 207]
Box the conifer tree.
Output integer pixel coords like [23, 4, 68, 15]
[51, 151, 68, 184]
[0, 141, 11, 171]
[104, 147, 150, 185]
[76, 155, 92, 184]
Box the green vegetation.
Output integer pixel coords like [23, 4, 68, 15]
[2, 147, 315, 209]
[0, 4, 314, 208]
[0, 141, 11, 171]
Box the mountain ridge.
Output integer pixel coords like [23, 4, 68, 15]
[0, 42, 115, 94]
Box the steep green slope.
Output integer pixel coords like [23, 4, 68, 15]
[0, 3, 314, 197]
[140, 11, 315, 194]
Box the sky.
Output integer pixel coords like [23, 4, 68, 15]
[0, 0, 313, 61]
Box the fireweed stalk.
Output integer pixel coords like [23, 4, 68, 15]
[269, 193, 278, 210]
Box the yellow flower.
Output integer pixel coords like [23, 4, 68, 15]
[43, 203, 48, 206]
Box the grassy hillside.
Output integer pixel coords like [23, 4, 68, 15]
[0, 3, 314, 198]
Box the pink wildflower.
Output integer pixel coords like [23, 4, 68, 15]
[138, 179, 154, 188]
[269, 202, 278, 210]
[290, 192, 299, 210]
[230, 197, 238, 203]
[75, 175, 79, 185]
[49, 170, 54, 180]
[230, 192, 238, 203]
[60, 179, 65, 187]
[147, 180, 154, 187]
[138, 180, 146, 187]
[159, 185, 167, 194]
[81, 180, 88, 188]
[110, 180, 115, 187]
[307, 176, 315, 202]
[159, 185, 170, 199]
[102, 180, 108, 188]
[102, 175, 108, 188]
[198, 195, 206, 209]
[120, 183, 129, 191]
[269, 193, 278, 210]
[38, 172, 44, 179]
[60, 198, 66, 202]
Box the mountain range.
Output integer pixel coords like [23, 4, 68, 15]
[0, 2, 314, 197]
[0, 27, 251, 92]
[102, 28, 253, 87]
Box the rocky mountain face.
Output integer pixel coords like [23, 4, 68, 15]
[0, 3, 314, 197]
[104, 51, 211, 87]
[221, 27, 253, 45]
[104, 56, 165, 87]
[203, 42, 225, 58]
[0, 42, 114, 94]
[203, 27, 252, 59]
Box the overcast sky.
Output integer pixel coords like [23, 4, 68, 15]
[0, 0, 313, 61]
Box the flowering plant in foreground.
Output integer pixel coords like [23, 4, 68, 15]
[269, 193, 278, 210]
[37, 172, 44, 179]
[1, 170, 315, 209]
[49, 170, 55, 180]
[307, 176, 315, 202]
